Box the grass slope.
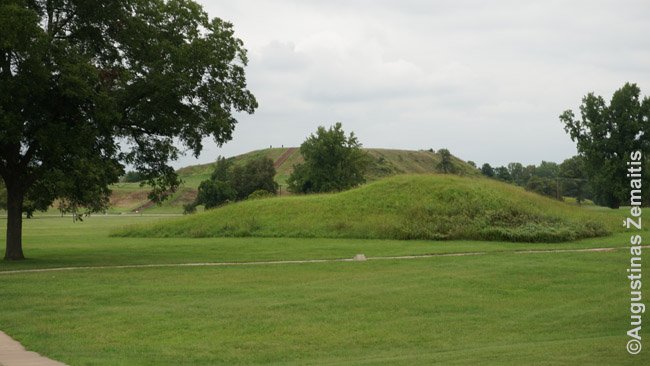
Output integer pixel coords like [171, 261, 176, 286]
[116, 174, 610, 242]
[109, 147, 479, 213]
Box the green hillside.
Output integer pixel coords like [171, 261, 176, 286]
[109, 148, 479, 213]
[115, 174, 609, 242]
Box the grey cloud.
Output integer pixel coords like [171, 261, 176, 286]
[170, 0, 650, 169]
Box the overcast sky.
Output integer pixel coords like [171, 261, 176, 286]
[174, 0, 650, 168]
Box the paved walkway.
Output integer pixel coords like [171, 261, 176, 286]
[0, 331, 66, 366]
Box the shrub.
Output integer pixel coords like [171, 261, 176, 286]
[192, 156, 278, 211]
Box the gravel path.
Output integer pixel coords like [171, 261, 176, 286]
[1, 245, 641, 276]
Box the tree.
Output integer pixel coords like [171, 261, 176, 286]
[288, 123, 370, 193]
[526, 176, 558, 199]
[0, 0, 257, 259]
[522, 165, 537, 186]
[507, 162, 525, 186]
[230, 157, 278, 200]
[480, 163, 494, 177]
[559, 156, 590, 204]
[192, 156, 277, 210]
[560, 83, 649, 208]
[494, 166, 512, 182]
[535, 161, 560, 179]
[436, 148, 456, 173]
[466, 160, 477, 169]
[122, 171, 145, 183]
[196, 179, 236, 209]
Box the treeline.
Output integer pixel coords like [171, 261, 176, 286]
[474, 157, 591, 203]
[476, 82, 649, 208]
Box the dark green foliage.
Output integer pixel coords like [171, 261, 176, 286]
[288, 123, 370, 193]
[507, 163, 526, 186]
[287, 163, 312, 193]
[526, 176, 559, 199]
[210, 156, 233, 182]
[183, 202, 197, 215]
[230, 157, 278, 200]
[122, 171, 145, 183]
[480, 158, 593, 203]
[0, 0, 257, 259]
[560, 82, 649, 208]
[535, 161, 560, 179]
[559, 156, 590, 204]
[466, 161, 477, 169]
[197, 180, 237, 209]
[193, 156, 278, 210]
[481, 163, 495, 177]
[494, 166, 512, 182]
[506, 163, 537, 187]
[436, 148, 456, 173]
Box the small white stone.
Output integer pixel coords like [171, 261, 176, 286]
[353, 254, 367, 261]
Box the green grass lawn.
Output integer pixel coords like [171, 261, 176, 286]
[0, 214, 647, 364]
[0, 214, 631, 272]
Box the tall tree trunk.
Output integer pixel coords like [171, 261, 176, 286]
[4, 184, 24, 260]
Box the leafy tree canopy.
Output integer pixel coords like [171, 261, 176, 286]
[482, 158, 591, 203]
[560, 82, 649, 208]
[480, 163, 494, 178]
[526, 176, 559, 199]
[230, 157, 278, 200]
[287, 123, 370, 194]
[0, 0, 257, 259]
[190, 156, 278, 211]
[493, 166, 512, 182]
[559, 156, 589, 204]
[436, 148, 456, 174]
[121, 171, 145, 183]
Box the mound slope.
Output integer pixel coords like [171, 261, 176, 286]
[115, 175, 610, 242]
[109, 148, 480, 213]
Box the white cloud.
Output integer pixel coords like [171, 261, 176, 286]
[173, 0, 650, 168]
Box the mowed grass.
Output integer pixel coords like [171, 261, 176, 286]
[0, 215, 646, 364]
[1, 251, 646, 364]
[116, 175, 612, 242]
[0, 215, 630, 272]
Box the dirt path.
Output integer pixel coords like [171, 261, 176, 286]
[0, 331, 67, 366]
[273, 147, 297, 169]
[1, 245, 643, 276]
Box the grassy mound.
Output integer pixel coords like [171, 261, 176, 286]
[114, 175, 610, 242]
[108, 147, 479, 214]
